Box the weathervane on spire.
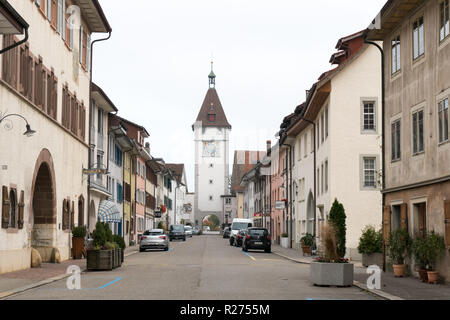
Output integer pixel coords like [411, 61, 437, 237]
[208, 60, 216, 88]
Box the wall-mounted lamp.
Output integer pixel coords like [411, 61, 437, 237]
[0, 113, 36, 137]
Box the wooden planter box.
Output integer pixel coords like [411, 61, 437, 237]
[72, 237, 85, 260]
[121, 248, 124, 263]
[115, 249, 121, 267]
[362, 253, 383, 268]
[86, 249, 113, 271]
[310, 262, 354, 287]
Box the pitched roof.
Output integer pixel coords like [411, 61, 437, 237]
[231, 151, 266, 193]
[0, 0, 29, 34]
[165, 164, 185, 184]
[193, 88, 231, 130]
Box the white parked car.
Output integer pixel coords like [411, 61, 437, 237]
[184, 225, 193, 237]
[229, 218, 253, 246]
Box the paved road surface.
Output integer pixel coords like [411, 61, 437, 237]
[4, 235, 378, 300]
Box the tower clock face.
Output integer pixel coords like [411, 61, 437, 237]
[203, 141, 219, 157]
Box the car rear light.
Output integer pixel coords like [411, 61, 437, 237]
[237, 234, 242, 238]
[246, 235, 251, 240]
[159, 236, 166, 240]
[267, 235, 271, 241]
[140, 236, 147, 241]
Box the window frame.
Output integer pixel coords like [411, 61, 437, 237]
[360, 155, 380, 190]
[391, 35, 401, 75]
[440, 0, 450, 42]
[411, 107, 425, 155]
[361, 98, 378, 134]
[412, 16, 425, 61]
[391, 118, 402, 162]
[438, 97, 449, 144]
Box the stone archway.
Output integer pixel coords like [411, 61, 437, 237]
[31, 149, 56, 262]
[306, 191, 315, 235]
[201, 214, 222, 231]
[88, 200, 96, 234]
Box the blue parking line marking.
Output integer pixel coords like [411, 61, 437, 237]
[97, 276, 123, 289]
[242, 251, 256, 261]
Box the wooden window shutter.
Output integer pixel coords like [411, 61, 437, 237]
[445, 200, 450, 248]
[2, 186, 10, 229]
[18, 191, 25, 229]
[65, 10, 70, 48]
[383, 205, 391, 243]
[71, 201, 75, 229]
[62, 199, 67, 230]
[51, 0, 57, 28]
[400, 203, 408, 230]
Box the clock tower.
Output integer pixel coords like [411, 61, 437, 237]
[192, 63, 231, 228]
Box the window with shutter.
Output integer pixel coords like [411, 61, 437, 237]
[8, 189, 17, 228]
[62, 199, 67, 230]
[51, 0, 57, 29]
[18, 191, 24, 229]
[71, 201, 75, 229]
[400, 203, 408, 230]
[2, 186, 10, 229]
[445, 200, 450, 248]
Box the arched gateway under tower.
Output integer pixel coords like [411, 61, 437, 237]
[192, 63, 231, 228]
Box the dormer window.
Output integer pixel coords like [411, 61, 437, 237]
[208, 114, 216, 122]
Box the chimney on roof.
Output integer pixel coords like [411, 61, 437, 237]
[145, 142, 150, 154]
[266, 140, 272, 156]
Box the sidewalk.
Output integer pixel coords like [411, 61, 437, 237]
[0, 245, 139, 299]
[272, 244, 450, 300]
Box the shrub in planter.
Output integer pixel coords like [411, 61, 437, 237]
[329, 199, 346, 258]
[113, 235, 126, 263]
[87, 223, 113, 271]
[310, 224, 353, 287]
[281, 233, 289, 248]
[300, 234, 314, 256]
[424, 232, 446, 284]
[412, 235, 430, 282]
[388, 229, 412, 278]
[72, 226, 87, 259]
[358, 226, 383, 267]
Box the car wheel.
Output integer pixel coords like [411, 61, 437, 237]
[229, 238, 234, 246]
[183, 237, 186, 241]
[243, 246, 248, 252]
[164, 247, 169, 251]
[265, 248, 271, 253]
[139, 248, 145, 252]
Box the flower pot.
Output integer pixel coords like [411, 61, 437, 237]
[301, 245, 311, 256]
[418, 269, 428, 282]
[310, 262, 354, 287]
[362, 253, 383, 268]
[86, 249, 113, 271]
[72, 237, 85, 260]
[427, 271, 439, 284]
[393, 264, 405, 277]
[281, 237, 289, 249]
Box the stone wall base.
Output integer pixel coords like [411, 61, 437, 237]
[0, 248, 32, 274]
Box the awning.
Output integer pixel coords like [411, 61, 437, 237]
[98, 200, 122, 223]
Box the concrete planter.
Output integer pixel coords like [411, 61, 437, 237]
[362, 253, 383, 268]
[310, 262, 354, 287]
[281, 237, 289, 248]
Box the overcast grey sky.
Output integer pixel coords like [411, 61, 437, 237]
[92, 0, 386, 192]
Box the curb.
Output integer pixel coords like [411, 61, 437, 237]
[0, 249, 139, 300]
[272, 250, 404, 301]
[0, 266, 87, 300]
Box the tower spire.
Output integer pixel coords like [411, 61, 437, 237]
[208, 60, 216, 88]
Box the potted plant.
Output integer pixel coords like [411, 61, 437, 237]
[424, 231, 446, 284]
[358, 226, 383, 267]
[387, 229, 412, 277]
[412, 235, 430, 282]
[310, 200, 353, 287]
[113, 234, 126, 263]
[300, 233, 314, 256]
[86, 222, 113, 271]
[281, 232, 289, 248]
[72, 226, 87, 259]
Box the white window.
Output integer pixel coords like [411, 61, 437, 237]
[363, 101, 376, 132]
[440, 0, 450, 41]
[325, 107, 329, 139]
[321, 113, 324, 143]
[392, 36, 401, 74]
[413, 17, 425, 60]
[412, 109, 424, 154]
[438, 98, 449, 143]
[325, 160, 328, 192]
[363, 158, 377, 188]
[304, 134, 307, 157]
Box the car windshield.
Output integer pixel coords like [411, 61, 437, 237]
[249, 229, 268, 236]
[144, 230, 163, 236]
[184, 226, 192, 230]
[172, 225, 184, 231]
[232, 222, 252, 230]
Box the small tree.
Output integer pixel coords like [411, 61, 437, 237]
[92, 221, 106, 248]
[358, 226, 383, 255]
[104, 223, 114, 243]
[157, 221, 164, 229]
[329, 199, 346, 258]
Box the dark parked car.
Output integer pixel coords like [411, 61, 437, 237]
[222, 227, 231, 239]
[234, 229, 246, 247]
[242, 228, 271, 253]
[169, 224, 186, 241]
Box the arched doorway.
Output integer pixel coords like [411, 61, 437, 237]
[31, 160, 56, 260]
[201, 214, 221, 231]
[78, 196, 84, 227]
[88, 200, 96, 234]
[306, 191, 315, 236]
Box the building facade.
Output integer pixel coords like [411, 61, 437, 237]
[0, 0, 110, 273]
[368, 0, 450, 279]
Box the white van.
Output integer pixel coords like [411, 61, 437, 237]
[229, 218, 253, 246]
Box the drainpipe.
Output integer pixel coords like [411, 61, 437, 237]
[0, 27, 29, 55]
[87, 31, 112, 234]
[363, 33, 386, 272]
[281, 140, 293, 248]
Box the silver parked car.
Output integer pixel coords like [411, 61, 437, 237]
[184, 225, 193, 237]
[139, 229, 169, 252]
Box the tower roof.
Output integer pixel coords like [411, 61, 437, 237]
[193, 87, 231, 129]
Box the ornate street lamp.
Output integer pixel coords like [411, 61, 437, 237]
[0, 113, 36, 137]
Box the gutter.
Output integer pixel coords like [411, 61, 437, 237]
[0, 26, 28, 55]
